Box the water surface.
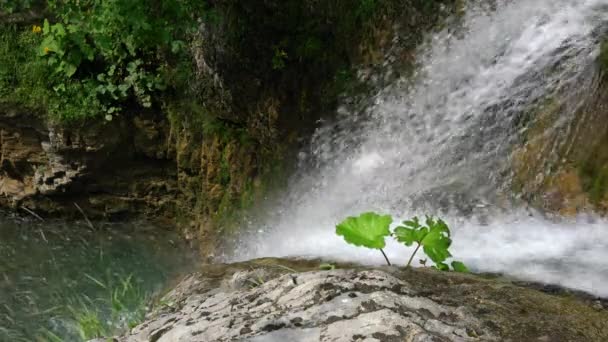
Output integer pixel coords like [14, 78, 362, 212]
[0, 215, 196, 341]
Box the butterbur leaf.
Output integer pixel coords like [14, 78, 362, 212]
[336, 212, 392, 249]
[451, 261, 469, 273]
[401, 216, 422, 230]
[421, 226, 452, 263]
[336, 212, 461, 272]
[425, 216, 450, 236]
[395, 215, 453, 267]
[393, 226, 428, 246]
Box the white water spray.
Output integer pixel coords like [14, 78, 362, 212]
[233, 0, 608, 297]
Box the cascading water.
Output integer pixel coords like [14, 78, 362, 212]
[232, 0, 608, 297]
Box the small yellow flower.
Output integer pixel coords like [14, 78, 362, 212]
[44, 47, 51, 55]
[32, 25, 42, 34]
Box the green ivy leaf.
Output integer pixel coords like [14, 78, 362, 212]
[451, 261, 469, 273]
[394, 217, 429, 247]
[336, 212, 392, 249]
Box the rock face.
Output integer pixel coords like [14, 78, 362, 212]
[0, 109, 176, 220]
[510, 62, 608, 216]
[106, 259, 608, 342]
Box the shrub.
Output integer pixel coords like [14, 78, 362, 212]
[35, 0, 202, 121]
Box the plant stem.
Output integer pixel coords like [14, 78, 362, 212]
[406, 243, 421, 268]
[74, 202, 95, 230]
[379, 248, 391, 266]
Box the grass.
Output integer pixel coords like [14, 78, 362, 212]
[0, 272, 153, 342]
[66, 273, 152, 340]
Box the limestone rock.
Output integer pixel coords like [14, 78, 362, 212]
[106, 259, 608, 342]
[0, 110, 176, 219]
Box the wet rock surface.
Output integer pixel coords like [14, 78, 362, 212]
[103, 259, 608, 342]
[0, 110, 176, 220]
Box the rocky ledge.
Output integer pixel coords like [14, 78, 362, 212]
[99, 258, 608, 342]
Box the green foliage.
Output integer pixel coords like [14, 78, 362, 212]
[38, 329, 66, 342]
[336, 212, 468, 272]
[451, 261, 469, 273]
[271, 47, 288, 70]
[0, 0, 39, 13]
[394, 216, 452, 267]
[68, 273, 150, 340]
[68, 303, 107, 340]
[336, 212, 392, 249]
[32, 0, 202, 121]
[319, 263, 336, 270]
[0, 24, 50, 111]
[356, 0, 378, 19]
[580, 160, 608, 205]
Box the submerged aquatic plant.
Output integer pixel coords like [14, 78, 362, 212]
[68, 273, 151, 339]
[336, 212, 468, 272]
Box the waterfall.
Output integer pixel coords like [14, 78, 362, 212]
[232, 0, 608, 297]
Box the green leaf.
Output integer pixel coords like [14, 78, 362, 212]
[451, 261, 469, 273]
[393, 226, 428, 246]
[421, 225, 452, 263]
[394, 217, 429, 246]
[171, 40, 184, 53]
[52, 23, 66, 37]
[393, 227, 417, 246]
[402, 217, 422, 230]
[435, 262, 449, 271]
[40, 36, 59, 56]
[395, 215, 453, 266]
[319, 263, 335, 271]
[336, 212, 392, 249]
[63, 62, 78, 77]
[43, 19, 50, 35]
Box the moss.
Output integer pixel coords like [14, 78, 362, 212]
[511, 98, 561, 197]
[580, 162, 608, 205]
[599, 39, 608, 74]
